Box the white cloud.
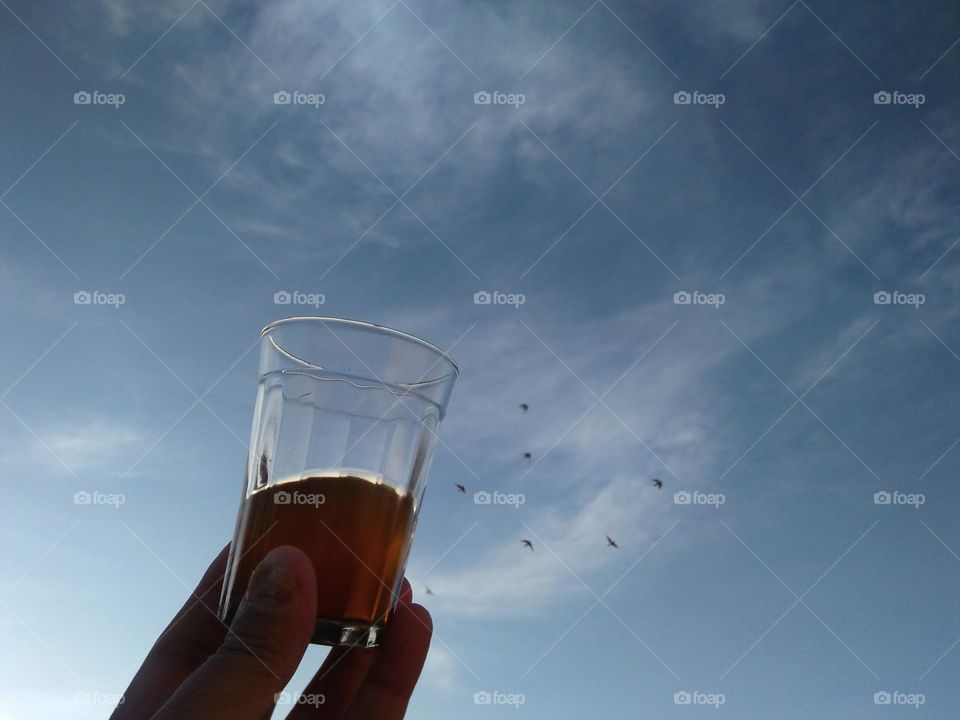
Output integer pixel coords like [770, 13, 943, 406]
[407, 305, 751, 618]
[6, 419, 141, 477]
[828, 118, 960, 279]
[82, 0, 662, 261]
[414, 472, 670, 618]
[96, 0, 211, 38]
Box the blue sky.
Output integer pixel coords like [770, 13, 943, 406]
[2, 0, 960, 717]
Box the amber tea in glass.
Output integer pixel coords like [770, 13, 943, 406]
[218, 317, 458, 647]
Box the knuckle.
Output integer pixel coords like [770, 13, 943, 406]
[217, 599, 297, 679]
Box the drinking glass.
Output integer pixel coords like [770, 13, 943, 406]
[218, 317, 458, 647]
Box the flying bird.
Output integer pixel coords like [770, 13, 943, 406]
[523, 452, 532, 463]
[425, 587, 435, 596]
[606, 535, 619, 549]
[519, 403, 529, 413]
[521, 539, 534, 551]
[455, 483, 466, 494]
[652, 478, 663, 489]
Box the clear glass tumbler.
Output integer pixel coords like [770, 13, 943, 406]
[218, 317, 458, 647]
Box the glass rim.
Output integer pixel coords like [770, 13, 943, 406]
[260, 316, 460, 379]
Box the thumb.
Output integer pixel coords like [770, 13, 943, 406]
[154, 545, 318, 719]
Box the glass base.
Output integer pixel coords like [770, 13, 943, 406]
[312, 617, 384, 647]
[221, 603, 385, 648]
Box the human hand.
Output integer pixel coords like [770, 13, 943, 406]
[112, 544, 432, 719]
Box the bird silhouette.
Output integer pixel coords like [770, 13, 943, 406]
[606, 535, 619, 549]
[652, 478, 663, 489]
[523, 452, 532, 463]
[521, 539, 534, 551]
[519, 403, 529, 413]
[455, 483, 466, 494]
[425, 586, 435, 596]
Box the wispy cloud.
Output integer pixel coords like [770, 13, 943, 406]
[407, 310, 736, 617]
[416, 472, 667, 618]
[4, 418, 142, 478]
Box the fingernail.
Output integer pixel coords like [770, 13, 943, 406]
[246, 557, 296, 604]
